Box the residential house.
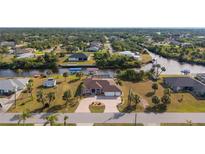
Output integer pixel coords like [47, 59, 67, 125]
[118, 51, 141, 60]
[87, 46, 99, 52]
[164, 77, 205, 97]
[16, 52, 35, 59]
[43, 78, 56, 88]
[68, 53, 88, 61]
[0, 41, 16, 47]
[82, 78, 122, 97]
[0, 78, 29, 95]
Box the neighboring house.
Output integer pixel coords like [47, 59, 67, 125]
[118, 51, 140, 60]
[87, 46, 99, 52]
[15, 48, 35, 54]
[0, 41, 16, 47]
[82, 78, 122, 97]
[68, 53, 88, 61]
[43, 78, 56, 88]
[69, 68, 82, 73]
[16, 52, 35, 59]
[0, 78, 29, 95]
[164, 77, 205, 97]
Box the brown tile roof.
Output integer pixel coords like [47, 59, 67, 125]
[84, 78, 121, 92]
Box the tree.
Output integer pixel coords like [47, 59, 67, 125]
[47, 92, 56, 106]
[152, 95, 160, 105]
[76, 72, 84, 79]
[18, 110, 31, 125]
[64, 116, 69, 126]
[161, 94, 171, 104]
[63, 90, 72, 106]
[36, 89, 46, 107]
[152, 82, 158, 93]
[133, 94, 141, 107]
[127, 89, 133, 107]
[164, 88, 171, 96]
[44, 114, 58, 126]
[63, 72, 68, 82]
[26, 79, 33, 98]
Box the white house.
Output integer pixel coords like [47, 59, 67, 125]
[118, 51, 140, 60]
[43, 78, 56, 88]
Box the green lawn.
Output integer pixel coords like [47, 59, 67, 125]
[8, 75, 84, 113]
[89, 104, 105, 113]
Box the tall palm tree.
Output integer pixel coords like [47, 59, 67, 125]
[26, 79, 33, 98]
[47, 92, 56, 106]
[36, 89, 45, 107]
[44, 114, 58, 126]
[18, 110, 32, 125]
[133, 94, 141, 107]
[63, 90, 72, 106]
[64, 116, 69, 126]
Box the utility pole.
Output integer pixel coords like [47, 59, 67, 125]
[135, 113, 137, 126]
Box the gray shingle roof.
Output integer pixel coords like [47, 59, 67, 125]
[0, 78, 29, 92]
[69, 53, 88, 59]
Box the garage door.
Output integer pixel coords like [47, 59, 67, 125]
[105, 92, 121, 96]
[114, 92, 121, 96]
[104, 92, 115, 96]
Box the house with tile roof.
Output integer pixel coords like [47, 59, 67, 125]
[82, 78, 122, 97]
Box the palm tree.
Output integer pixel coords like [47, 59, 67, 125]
[127, 89, 133, 107]
[36, 89, 45, 107]
[133, 94, 141, 107]
[63, 72, 68, 82]
[63, 90, 72, 106]
[26, 79, 33, 98]
[161, 94, 171, 104]
[44, 114, 58, 126]
[47, 92, 56, 106]
[152, 95, 160, 105]
[76, 72, 84, 79]
[18, 110, 31, 125]
[152, 82, 158, 94]
[64, 116, 69, 126]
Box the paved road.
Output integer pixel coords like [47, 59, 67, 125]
[0, 113, 205, 125]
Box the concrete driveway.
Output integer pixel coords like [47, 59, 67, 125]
[76, 96, 121, 113]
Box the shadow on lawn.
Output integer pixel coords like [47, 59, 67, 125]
[144, 104, 167, 113]
[145, 91, 155, 97]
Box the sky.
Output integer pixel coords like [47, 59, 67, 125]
[0, 0, 205, 27]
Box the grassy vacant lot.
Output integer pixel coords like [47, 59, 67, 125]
[8, 75, 84, 113]
[120, 78, 205, 112]
[161, 123, 205, 126]
[94, 123, 144, 126]
[141, 53, 152, 64]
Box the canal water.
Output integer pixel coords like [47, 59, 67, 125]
[1, 52, 205, 77]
